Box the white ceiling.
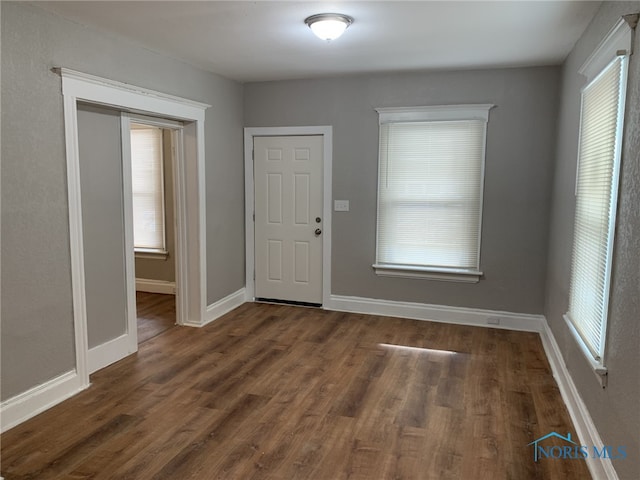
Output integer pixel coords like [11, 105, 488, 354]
[35, 1, 601, 83]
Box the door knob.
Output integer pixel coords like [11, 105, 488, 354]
[315, 228, 322, 236]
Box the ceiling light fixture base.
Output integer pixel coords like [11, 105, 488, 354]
[304, 13, 354, 42]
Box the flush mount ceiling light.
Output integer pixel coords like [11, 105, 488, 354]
[304, 13, 353, 41]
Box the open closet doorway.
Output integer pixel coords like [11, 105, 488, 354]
[124, 115, 183, 345]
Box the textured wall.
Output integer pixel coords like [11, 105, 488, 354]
[78, 105, 127, 348]
[545, 2, 640, 479]
[1, 4, 76, 398]
[1, 2, 244, 400]
[77, 104, 128, 349]
[245, 67, 560, 314]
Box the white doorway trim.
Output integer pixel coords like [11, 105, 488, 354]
[121, 113, 184, 359]
[244, 126, 333, 306]
[59, 68, 209, 387]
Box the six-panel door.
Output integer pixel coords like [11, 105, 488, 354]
[254, 135, 323, 304]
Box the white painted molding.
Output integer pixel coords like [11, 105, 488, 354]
[57, 68, 210, 117]
[376, 104, 495, 123]
[88, 333, 135, 374]
[135, 278, 176, 295]
[327, 295, 545, 332]
[184, 288, 246, 328]
[243, 126, 333, 307]
[579, 15, 637, 81]
[373, 264, 481, 283]
[120, 113, 140, 356]
[63, 92, 91, 391]
[58, 68, 208, 385]
[539, 320, 620, 480]
[0, 371, 88, 433]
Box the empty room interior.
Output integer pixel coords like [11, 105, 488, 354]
[1, 1, 639, 479]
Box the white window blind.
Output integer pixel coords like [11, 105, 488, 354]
[374, 105, 492, 281]
[130, 125, 166, 252]
[566, 55, 627, 362]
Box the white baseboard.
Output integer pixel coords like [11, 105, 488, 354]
[88, 333, 135, 374]
[326, 294, 545, 332]
[135, 278, 176, 295]
[183, 288, 246, 328]
[540, 320, 619, 480]
[0, 370, 89, 433]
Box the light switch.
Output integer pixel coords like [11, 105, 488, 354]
[334, 200, 350, 212]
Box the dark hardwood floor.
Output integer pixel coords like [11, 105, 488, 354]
[136, 291, 176, 344]
[0, 303, 590, 479]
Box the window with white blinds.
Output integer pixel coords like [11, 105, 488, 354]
[130, 124, 166, 252]
[374, 105, 493, 282]
[566, 55, 628, 364]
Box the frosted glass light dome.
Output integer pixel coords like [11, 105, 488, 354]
[305, 14, 353, 41]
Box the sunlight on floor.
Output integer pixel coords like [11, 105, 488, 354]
[377, 343, 459, 355]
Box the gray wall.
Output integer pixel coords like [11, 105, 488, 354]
[77, 104, 128, 349]
[245, 67, 560, 314]
[1, 2, 244, 400]
[545, 2, 640, 478]
[134, 129, 176, 284]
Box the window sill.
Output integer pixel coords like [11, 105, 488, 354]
[135, 249, 169, 260]
[372, 264, 482, 283]
[563, 313, 608, 388]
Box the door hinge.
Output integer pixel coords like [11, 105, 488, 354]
[252, 149, 255, 161]
[253, 212, 255, 222]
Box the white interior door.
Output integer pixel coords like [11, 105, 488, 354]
[254, 135, 323, 305]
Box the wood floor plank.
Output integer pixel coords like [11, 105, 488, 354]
[1, 303, 591, 479]
[136, 292, 176, 343]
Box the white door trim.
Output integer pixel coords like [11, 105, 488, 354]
[123, 114, 184, 327]
[119, 113, 139, 359]
[60, 68, 209, 386]
[244, 126, 332, 306]
[119, 114, 184, 366]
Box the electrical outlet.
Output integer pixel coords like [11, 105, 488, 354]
[487, 317, 501, 325]
[334, 200, 350, 212]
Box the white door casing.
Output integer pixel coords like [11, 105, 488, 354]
[254, 135, 323, 304]
[110, 113, 183, 375]
[60, 68, 209, 388]
[244, 126, 332, 307]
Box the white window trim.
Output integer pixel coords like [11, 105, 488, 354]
[578, 14, 637, 81]
[563, 314, 610, 385]
[373, 264, 482, 283]
[565, 15, 636, 387]
[134, 248, 169, 260]
[373, 104, 494, 283]
[376, 104, 494, 124]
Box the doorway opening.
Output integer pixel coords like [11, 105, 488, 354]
[126, 116, 182, 344]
